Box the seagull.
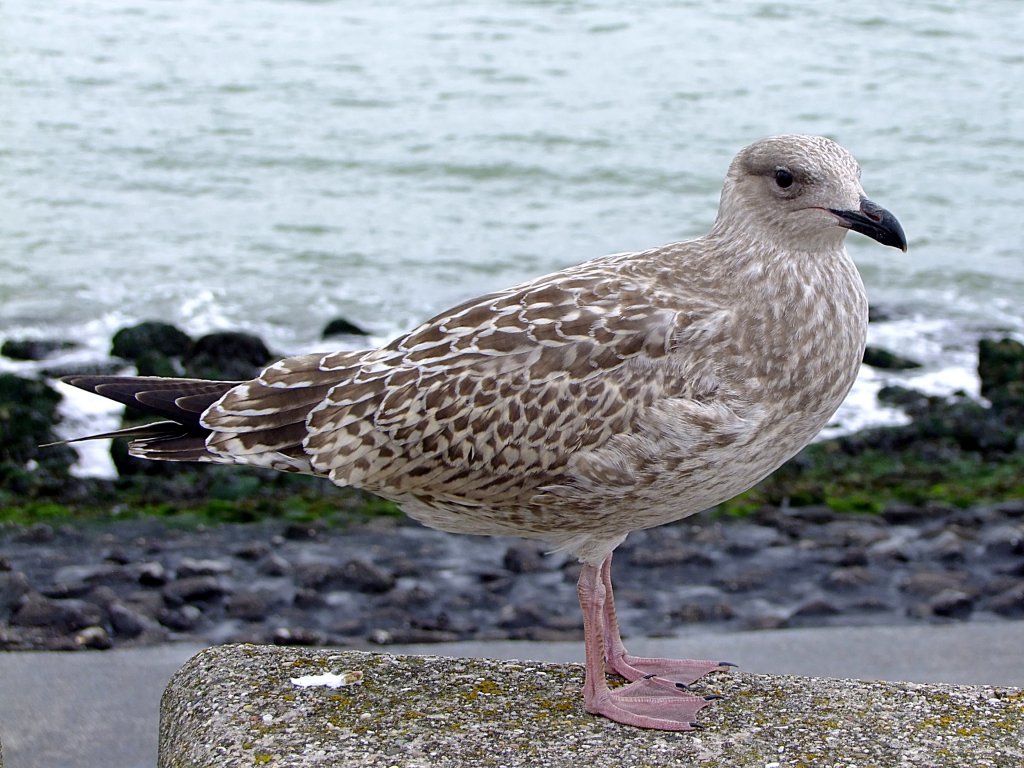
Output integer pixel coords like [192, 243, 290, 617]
[63, 134, 906, 730]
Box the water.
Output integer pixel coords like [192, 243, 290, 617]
[2, 0, 1023, 451]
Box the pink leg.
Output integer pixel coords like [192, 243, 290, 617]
[600, 553, 735, 683]
[577, 559, 716, 730]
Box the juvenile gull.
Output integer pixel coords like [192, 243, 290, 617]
[63, 134, 907, 731]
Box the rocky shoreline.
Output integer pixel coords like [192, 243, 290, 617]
[1, 321, 1023, 651]
[2, 498, 1024, 652]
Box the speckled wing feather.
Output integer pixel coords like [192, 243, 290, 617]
[197, 352, 361, 472]
[202, 251, 750, 526]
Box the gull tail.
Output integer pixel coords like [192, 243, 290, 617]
[59, 375, 241, 462]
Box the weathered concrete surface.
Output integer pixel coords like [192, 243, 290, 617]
[160, 644, 1024, 768]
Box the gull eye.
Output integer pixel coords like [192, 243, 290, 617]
[773, 168, 794, 189]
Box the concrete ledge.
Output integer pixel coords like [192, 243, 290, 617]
[160, 644, 1024, 768]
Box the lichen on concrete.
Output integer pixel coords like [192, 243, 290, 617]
[159, 644, 1024, 768]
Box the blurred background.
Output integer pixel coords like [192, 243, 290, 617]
[1, 0, 1022, 441]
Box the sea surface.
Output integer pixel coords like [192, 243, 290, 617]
[2, 0, 1023, 464]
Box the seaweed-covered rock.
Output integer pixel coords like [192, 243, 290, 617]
[134, 351, 185, 377]
[876, 384, 930, 411]
[1, 338, 76, 361]
[107, 330, 272, 475]
[979, 337, 1024, 421]
[862, 346, 922, 370]
[909, 397, 1017, 454]
[979, 337, 1024, 395]
[111, 321, 192, 362]
[870, 383, 1018, 455]
[0, 374, 61, 463]
[183, 332, 273, 380]
[0, 374, 75, 494]
[739, 366, 1024, 515]
[322, 316, 369, 338]
[867, 304, 893, 323]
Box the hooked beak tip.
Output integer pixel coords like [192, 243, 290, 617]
[830, 197, 907, 252]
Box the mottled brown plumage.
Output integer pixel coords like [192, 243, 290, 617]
[65, 135, 906, 730]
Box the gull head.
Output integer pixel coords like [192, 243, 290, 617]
[715, 134, 907, 254]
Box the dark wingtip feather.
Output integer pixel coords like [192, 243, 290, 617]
[62, 375, 241, 428]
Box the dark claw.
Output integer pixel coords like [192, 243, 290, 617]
[675, 682, 690, 690]
[703, 694, 725, 701]
[688, 722, 703, 730]
[718, 661, 738, 668]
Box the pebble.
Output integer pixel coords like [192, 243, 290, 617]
[502, 543, 548, 574]
[668, 587, 735, 623]
[987, 585, 1024, 617]
[158, 605, 204, 631]
[75, 625, 113, 650]
[162, 576, 229, 607]
[12, 523, 56, 544]
[226, 590, 279, 622]
[899, 571, 972, 598]
[11, 595, 104, 634]
[921, 530, 970, 563]
[997, 499, 1024, 518]
[257, 553, 292, 577]
[627, 543, 715, 568]
[882, 503, 936, 525]
[981, 524, 1024, 556]
[722, 525, 784, 555]
[792, 599, 841, 618]
[272, 627, 323, 646]
[177, 558, 233, 578]
[928, 589, 975, 620]
[293, 588, 325, 609]
[136, 561, 168, 586]
[109, 601, 160, 638]
[338, 559, 396, 594]
[819, 569, 876, 593]
[53, 563, 135, 591]
[0, 571, 30, 618]
[234, 542, 270, 561]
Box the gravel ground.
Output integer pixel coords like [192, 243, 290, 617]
[3, 498, 1024, 652]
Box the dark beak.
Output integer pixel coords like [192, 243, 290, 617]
[829, 197, 907, 252]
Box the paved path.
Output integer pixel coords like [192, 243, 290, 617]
[1, 622, 1022, 768]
